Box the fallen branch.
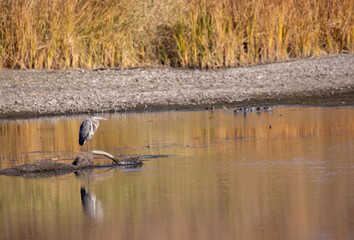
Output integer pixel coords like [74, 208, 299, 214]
[73, 150, 143, 167]
[92, 150, 119, 164]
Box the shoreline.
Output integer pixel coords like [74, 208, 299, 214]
[0, 54, 353, 119]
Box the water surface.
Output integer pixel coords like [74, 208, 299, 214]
[0, 106, 353, 240]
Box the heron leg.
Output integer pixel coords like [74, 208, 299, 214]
[87, 141, 89, 153]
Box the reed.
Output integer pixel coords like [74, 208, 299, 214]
[0, 0, 352, 69]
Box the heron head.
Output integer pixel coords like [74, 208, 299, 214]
[91, 115, 107, 121]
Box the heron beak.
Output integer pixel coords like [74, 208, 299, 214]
[97, 117, 107, 120]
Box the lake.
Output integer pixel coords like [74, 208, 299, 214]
[0, 106, 353, 240]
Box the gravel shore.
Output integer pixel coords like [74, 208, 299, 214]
[0, 54, 353, 118]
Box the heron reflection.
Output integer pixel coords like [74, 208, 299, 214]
[80, 187, 104, 220]
[75, 169, 104, 220]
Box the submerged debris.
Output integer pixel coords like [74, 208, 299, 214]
[234, 104, 273, 114]
[0, 160, 78, 176]
[0, 151, 143, 177]
[118, 156, 143, 166]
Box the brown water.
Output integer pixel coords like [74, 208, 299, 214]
[0, 106, 353, 240]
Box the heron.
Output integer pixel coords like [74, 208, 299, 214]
[79, 115, 107, 152]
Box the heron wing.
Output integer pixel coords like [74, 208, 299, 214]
[79, 119, 91, 145]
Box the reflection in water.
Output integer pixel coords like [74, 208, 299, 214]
[0, 106, 353, 240]
[74, 168, 95, 180]
[80, 187, 104, 221]
[75, 169, 104, 221]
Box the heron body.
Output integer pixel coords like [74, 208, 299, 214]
[79, 116, 107, 149]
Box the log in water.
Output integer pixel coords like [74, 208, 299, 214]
[0, 151, 142, 176]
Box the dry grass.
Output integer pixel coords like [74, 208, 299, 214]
[0, 0, 352, 69]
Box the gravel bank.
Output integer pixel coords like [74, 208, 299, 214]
[0, 54, 353, 118]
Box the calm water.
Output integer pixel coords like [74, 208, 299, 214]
[0, 106, 353, 240]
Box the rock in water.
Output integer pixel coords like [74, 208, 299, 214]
[73, 152, 93, 167]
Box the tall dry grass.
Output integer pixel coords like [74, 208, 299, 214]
[0, 0, 353, 69]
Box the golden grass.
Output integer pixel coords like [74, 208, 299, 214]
[0, 0, 353, 69]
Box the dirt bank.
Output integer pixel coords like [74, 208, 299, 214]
[0, 54, 353, 118]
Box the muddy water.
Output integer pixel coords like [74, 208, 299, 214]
[0, 106, 353, 240]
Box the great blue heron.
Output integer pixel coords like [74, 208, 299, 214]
[79, 115, 107, 152]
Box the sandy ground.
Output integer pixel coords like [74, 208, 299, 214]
[0, 54, 353, 118]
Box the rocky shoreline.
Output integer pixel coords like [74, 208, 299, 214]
[0, 54, 353, 119]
